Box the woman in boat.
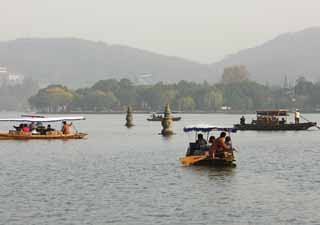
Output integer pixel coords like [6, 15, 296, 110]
[22, 124, 30, 132]
[208, 136, 216, 158]
[224, 136, 235, 156]
[225, 136, 231, 147]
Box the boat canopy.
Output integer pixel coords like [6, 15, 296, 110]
[256, 110, 288, 116]
[0, 116, 85, 123]
[21, 114, 45, 118]
[184, 124, 237, 133]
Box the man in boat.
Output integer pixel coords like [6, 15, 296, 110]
[240, 116, 245, 125]
[61, 121, 73, 134]
[196, 133, 207, 146]
[294, 109, 300, 124]
[46, 124, 55, 133]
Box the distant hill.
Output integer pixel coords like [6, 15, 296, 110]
[1, 28, 320, 87]
[0, 38, 214, 87]
[211, 27, 320, 85]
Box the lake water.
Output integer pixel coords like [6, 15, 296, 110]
[0, 113, 320, 225]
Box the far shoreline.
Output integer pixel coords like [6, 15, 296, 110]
[34, 110, 320, 115]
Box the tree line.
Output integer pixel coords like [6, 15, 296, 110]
[28, 73, 320, 113]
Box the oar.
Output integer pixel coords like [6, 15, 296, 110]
[300, 115, 320, 129]
[180, 155, 208, 165]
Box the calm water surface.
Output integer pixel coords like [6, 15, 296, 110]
[0, 113, 320, 225]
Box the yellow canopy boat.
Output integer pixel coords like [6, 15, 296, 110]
[0, 116, 87, 140]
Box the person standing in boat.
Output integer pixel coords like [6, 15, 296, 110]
[61, 121, 73, 134]
[294, 109, 300, 124]
[240, 116, 245, 125]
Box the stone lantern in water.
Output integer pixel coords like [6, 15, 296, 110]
[161, 103, 174, 136]
[125, 106, 134, 128]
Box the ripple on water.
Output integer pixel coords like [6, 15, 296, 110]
[0, 113, 320, 225]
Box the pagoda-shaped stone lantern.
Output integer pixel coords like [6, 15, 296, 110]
[161, 103, 174, 136]
[125, 106, 134, 128]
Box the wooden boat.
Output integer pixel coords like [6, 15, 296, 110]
[180, 125, 237, 167]
[147, 116, 181, 121]
[0, 116, 87, 140]
[234, 110, 317, 131]
[192, 156, 236, 167]
[147, 113, 181, 121]
[0, 131, 87, 140]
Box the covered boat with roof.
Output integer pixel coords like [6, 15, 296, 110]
[180, 124, 237, 167]
[234, 109, 317, 131]
[0, 116, 87, 140]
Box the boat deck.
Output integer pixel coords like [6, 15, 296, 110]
[234, 122, 316, 131]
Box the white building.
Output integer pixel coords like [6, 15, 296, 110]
[0, 66, 24, 86]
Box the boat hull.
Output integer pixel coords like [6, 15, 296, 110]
[234, 122, 316, 131]
[193, 158, 236, 167]
[0, 132, 87, 140]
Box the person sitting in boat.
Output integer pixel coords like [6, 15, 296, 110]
[22, 124, 30, 132]
[28, 122, 36, 131]
[196, 133, 207, 146]
[224, 136, 235, 157]
[191, 134, 209, 155]
[225, 136, 231, 147]
[61, 121, 73, 134]
[208, 136, 215, 144]
[46, 124, 55, 133]
[214, 132, 231, 158]
[13, 123, 23, 132]
[280, 117, 286, 125]
[208, 136, 216, 157]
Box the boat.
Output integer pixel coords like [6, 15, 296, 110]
[0, 116, 87, 140]
[147, 113, 181, 121]
[180, 125, 237, 167]
[234, 110, 317, 131]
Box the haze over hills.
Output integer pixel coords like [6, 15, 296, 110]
[211, 27, 320, 85]
[0, 27, 320, 87]
[0, 38, 214, 87]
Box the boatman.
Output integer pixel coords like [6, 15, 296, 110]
[61, 121, 73, 134]
[294, 109, 300, 124]
[240, 116, 245, 125]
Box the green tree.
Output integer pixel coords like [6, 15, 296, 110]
[203, 89, 224, 111]
[29, 85, 74, 112]
[179, 96, 196, 111]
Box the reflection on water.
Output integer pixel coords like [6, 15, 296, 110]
[0, 113, 320, 225]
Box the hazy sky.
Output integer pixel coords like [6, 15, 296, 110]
[1, 0, 320, 63]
